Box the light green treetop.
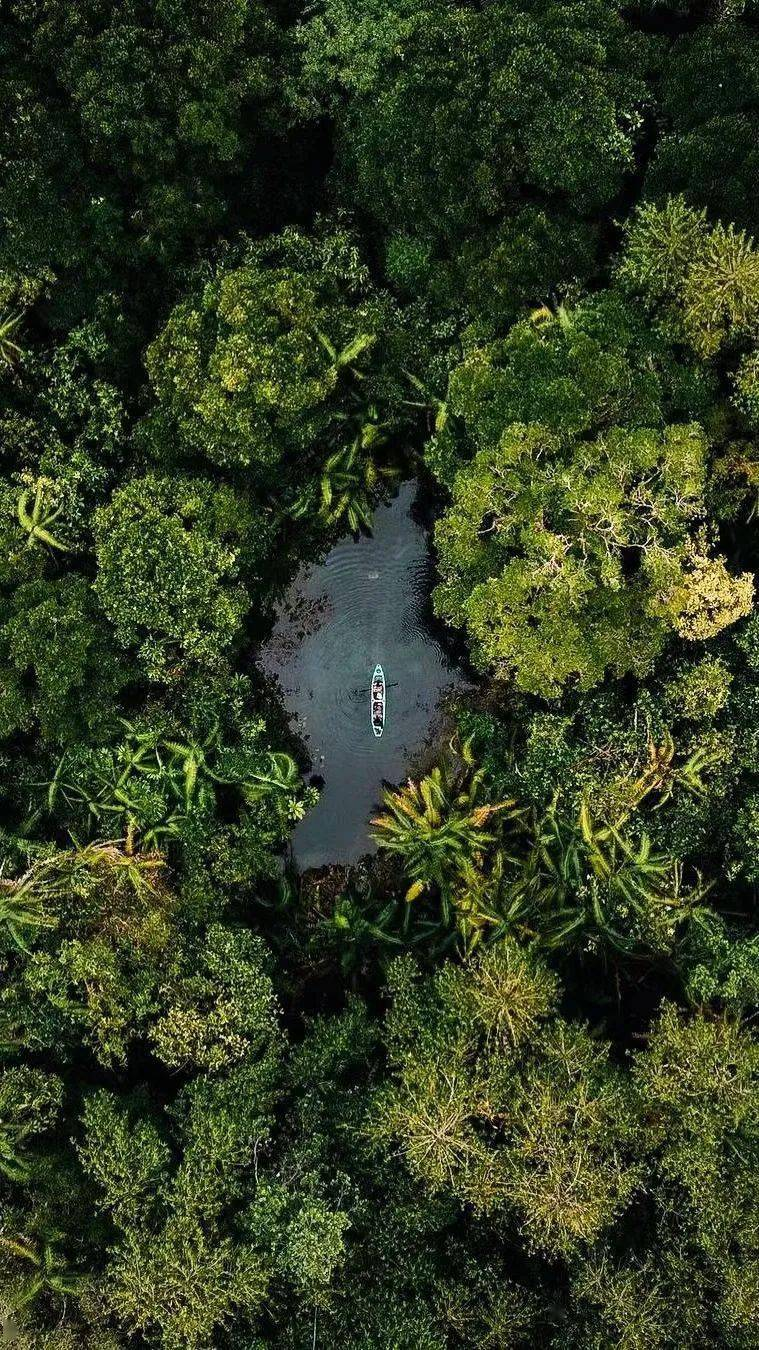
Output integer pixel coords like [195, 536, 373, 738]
[144, 225, 405, 479]
[434, 422, 752, 696]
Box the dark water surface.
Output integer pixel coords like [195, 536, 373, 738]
[260, 480, 467, 869]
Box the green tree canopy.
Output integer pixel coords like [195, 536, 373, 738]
[0, 0, 290, 318]
[434, 422, 752, 696]
[644, 23, 759, 236]
[296, 0, 649, 252]
[425, 289, 714, 487]
[144, 224, 408, 482]
[372, 948, 640, 1257]
[93, 474, 262, 681]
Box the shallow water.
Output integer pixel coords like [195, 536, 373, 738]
[259, 480, 467, 869]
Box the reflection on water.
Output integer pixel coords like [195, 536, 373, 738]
[259, 480, 467, 869]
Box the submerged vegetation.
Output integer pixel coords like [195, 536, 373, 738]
[1, 0, 759, 1345]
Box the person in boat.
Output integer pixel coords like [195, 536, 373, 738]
[372, 680, 383, 699]
[373, 700, 383, 719]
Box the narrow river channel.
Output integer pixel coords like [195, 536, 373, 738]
[260, 479, 468, 869]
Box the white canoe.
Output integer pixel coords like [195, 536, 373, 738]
[371, 664, 385, 737]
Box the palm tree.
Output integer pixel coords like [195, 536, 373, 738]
[0, 310, 25, 369]
[0, 869, 59, 952]
[505, 793, 701, 956]
[47, 726, 303, 849]
[371, 739, 518, 903]
[294, 418, 399, 536]
[312, 327, 375, 374]
[403, 370, 448, 435]
[0, 1228, 90, 1309]
[0, 840, 166, 952]
[0, 1130, 32, 1184]
[529, 300, 574, 333]
[327, 886, 457, 978]
[448, 849, 535, 952]
[16, 478, 68, 551]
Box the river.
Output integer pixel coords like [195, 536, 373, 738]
[259, 479, 468, 870]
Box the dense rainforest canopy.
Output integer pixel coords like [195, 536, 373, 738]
[1, 0, 759, 1345]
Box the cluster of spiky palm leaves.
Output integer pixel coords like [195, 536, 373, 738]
[505, 733, 713, 956]
[0, 841, 165, 951]
[0, 867, 59, 952]
[510, 799, 700, 956]
[293, 325, 400, 532]
[320, 886, 460, 979]
[0, 310, 24, 370]
[45, 723, 301, 850]
[0, 1225, 90, 1310]
[371, 739, 520, 950]
[372, 737, 708, 958]
[0, 1070, 62, 1185]
[16, 478, 68, 552]
[293, 409, 400, 535]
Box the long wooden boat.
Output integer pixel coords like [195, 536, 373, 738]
[371, 664, 385, 738]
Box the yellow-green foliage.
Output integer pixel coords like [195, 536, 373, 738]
[434, 422, 751, 696]
[620, 197, 759, 421]
[372, 948, 640, 1257]
[145, 226, 403, 476]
